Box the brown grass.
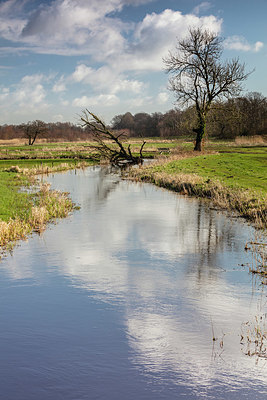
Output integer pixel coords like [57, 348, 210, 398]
[4, 161, 88, 175]
[0, 218, 30, 249]
[241, 314, 267, 360]
[246, 226, 267, 283]
[0, 182, 75, 256]
[235, 135, 267, 145]
[128, 166, 267, 228]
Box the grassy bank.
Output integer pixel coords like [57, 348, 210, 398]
[129, 151, 267, 228]
[0, 140, 266, 253]
[0, 160, 86, 254]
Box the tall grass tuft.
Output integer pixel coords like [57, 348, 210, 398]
[0, 218, 30, 249]
[241, 314, 266, 360]
[235, 135, 266, 145]
[129, 168, 267, 228]
[0, 182, 75, 255]
[4, 161, 88, 176]
[29, 206, 48, 232]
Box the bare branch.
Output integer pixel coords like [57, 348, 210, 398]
[163, 27, 252, 151]
[81, 111, 145, 165]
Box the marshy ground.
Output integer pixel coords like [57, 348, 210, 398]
[0, 137, 266, 274]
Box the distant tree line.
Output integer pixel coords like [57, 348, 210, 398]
[111, 92, 267, 139]
[0, 92, 266, 142]
[0, 122, 91, 142]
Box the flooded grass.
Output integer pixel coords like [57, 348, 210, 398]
[241, 314, 267, 361]
[3, 160, 89, 175]
[0, 162, 80, 255]
[0, 218, 31, 250]
[0, 184, 76, 255]
[246, 228, 267, 283]
[128, 151, 267, 228]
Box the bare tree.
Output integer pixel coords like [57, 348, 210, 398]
[164, 27, 252, 151]
[21, 120, 47, 145]
[81, 110, 146, 165]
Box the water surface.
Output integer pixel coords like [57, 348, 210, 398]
[0, 167, 266, 399]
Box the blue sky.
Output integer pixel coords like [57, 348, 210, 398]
[0, 0, 266, 124]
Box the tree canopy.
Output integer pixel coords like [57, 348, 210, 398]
[164, 27, 251, 150]
[20, 120, 47, 145]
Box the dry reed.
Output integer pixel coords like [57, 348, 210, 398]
[129, 166, 267, 228]
[241, 314, 266, 360]
[246, 225, 267, 282]
[0, 182, 75, 256]
[235, 135, 266, 145]
[4, 161, 88, 175]
[0, 218, 30, 249]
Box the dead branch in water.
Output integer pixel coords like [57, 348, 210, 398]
[81, 110, 146, 165]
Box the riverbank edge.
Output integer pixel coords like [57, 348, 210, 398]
[0, 162, 88, 256]
[128, 164, 267, 229]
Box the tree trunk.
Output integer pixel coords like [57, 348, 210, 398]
[194, 133, 202, 151]
[81, 111, 146, 165]
[31, 134, 37, 146]
[193, 113, 206, 151]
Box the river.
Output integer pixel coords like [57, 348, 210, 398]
[0, 166, 266, 399]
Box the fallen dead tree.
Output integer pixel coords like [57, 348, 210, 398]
[81, 110, 146, 165]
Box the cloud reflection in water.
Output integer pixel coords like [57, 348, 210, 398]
[1, 167, 266, 398]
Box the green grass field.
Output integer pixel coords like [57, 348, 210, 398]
[0, 140, 266, 224]
[152, 152, 267, 194]
[0, 158, 86, 170]
[0, 158, 91, 222]
[0, 171, 32, 221]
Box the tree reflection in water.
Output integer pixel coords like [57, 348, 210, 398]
[0, 167, 265, 399]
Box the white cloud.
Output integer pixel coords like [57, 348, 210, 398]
[72, 94, 120, 108]
[0, 1, 222, 66]
[224, 36, 264, 52]
[156, 92, 169, 104]
[126, 95, 152, 108]
[1, 0, 263, 124]
[0, 73, 50, 123]
[52, 113, 64, 122]
[113, 10, 222, 72]
[0, 87, 10, 101]
[52, 76, 66, 93]
[254, 41, 264, 52]
[16, 74, 46, 106]
[71, 64, 145, 94]
[0, 0, 27, 41]
[19, 0, 128, 59]
[72, 64, 93, 83]
[192, 2, 212, 16]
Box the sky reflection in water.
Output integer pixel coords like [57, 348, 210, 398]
[0, 167, 266, 400]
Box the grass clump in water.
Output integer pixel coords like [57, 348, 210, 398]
[241, 314, 267, 361]
[129, 151, 267, 227]
[0, 165, 77, 254]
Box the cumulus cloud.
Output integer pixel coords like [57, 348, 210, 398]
[71, 64, 145, 94]
[1, 0, 262, 123]
[52, 76, 66, 93]
[0, 0, 222, 65]
[0, 0, 128, 57]
[192, 2, 212, 16]
[52, 113, 64, 122]
[224, 36, 264, 52]
[113, 9, 222, 72]
[13, 74, 46, 106]
[156, 92, 169, 104]
[254, 41, 264, 52]
[0, 87, 10, 101]
[0, 0, 28, 41]
[72, 94, 120, 108]
[0, 73, 49, 123]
